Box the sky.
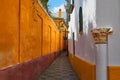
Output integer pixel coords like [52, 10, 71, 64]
[48, 0, 66, 13]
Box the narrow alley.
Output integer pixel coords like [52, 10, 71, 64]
[39, 51, 78, 80]
[0, 0, 120, 80]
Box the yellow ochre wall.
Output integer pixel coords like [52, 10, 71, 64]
[108, 66, 120, 80]
[69, 52, 120, 80]
[69, 52, 96, 80]
[0, 0, 19, 69]
[0, 0, 66, 69]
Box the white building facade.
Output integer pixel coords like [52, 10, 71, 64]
[68, 0, 120, 80]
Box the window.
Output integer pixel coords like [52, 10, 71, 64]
[72, 32, 75, 57]
[69, 0, 74, 14]
[70, 0, 74, 5]
[68, 14, 70, 22]
[79, 7, 83, 35]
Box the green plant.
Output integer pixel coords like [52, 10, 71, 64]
[40, 0, 49, 11]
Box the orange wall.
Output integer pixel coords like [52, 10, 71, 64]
[69, 52, 96, 80]
[20, 0, 66, 60]
[69, 52, 120, 80]
[0, 0, 19, 68]
[20, 0, 42, 62]
[108, 66, 120, 80]
[0, 0, 66, 69]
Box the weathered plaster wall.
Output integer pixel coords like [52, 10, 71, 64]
[0, 0, 66, 69]
[68, 0, 96, 64]
[68, 0, 97, 79]
[68, 0, 120, 79]
[0, 0, 19, 68]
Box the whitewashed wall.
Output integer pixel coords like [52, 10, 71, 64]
[68, 0, 120, 79]
[96, 0, 120, 66]
[68, 0, 97, 64]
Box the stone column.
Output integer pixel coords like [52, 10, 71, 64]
[91, 27, 113, 80]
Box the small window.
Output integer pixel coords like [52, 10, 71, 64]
[72, 32, 75, 57]
[69, 0, 74, 14]
[79, 7, 83, 35]
[71, 0, 74, 5]
[68, 14, 71, 22]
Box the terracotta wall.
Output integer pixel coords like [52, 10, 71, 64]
[0, 0, 66, 69]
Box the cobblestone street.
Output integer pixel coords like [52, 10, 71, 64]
[39, 51, 78, 80]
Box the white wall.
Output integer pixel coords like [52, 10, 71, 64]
[68, 0, 120, 79]
[96, 0, 120, 66]
[68, 0, 97, 64]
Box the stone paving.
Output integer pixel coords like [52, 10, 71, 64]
[39, 51, 78, 80]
